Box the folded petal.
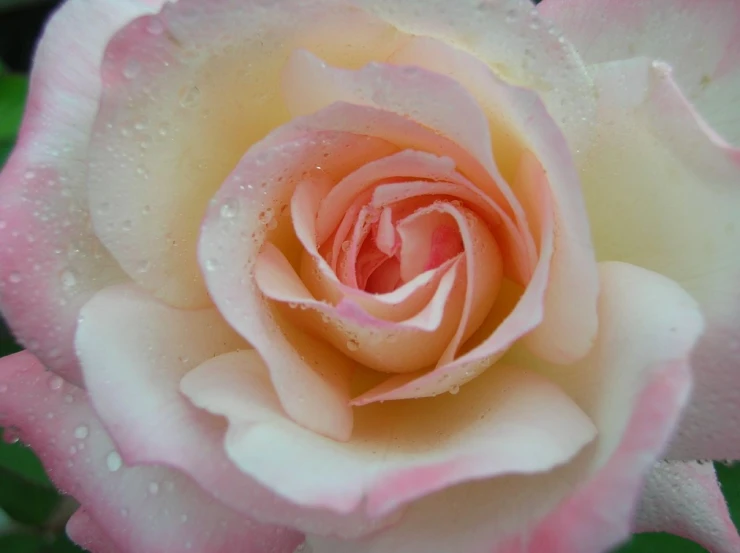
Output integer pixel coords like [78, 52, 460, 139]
[354, 153, 554, 403]
[66, 510, 123, 553]
[389, 36, 599, 364]
[75, 284, 391, 539]
[0, 351, 302, 553]
[578, 58, 740, 461]
[352, 0, 596, 155]
[85, 0, 406, 308]
[283, 51, 535, 284]
[182, 349, 594, 518]
[636, 460, 740, 553]
[306, 261, 701, 553]
[539, 0, 740, 144]
[199, 130, 398, 440]
[0, 0, 168, 384]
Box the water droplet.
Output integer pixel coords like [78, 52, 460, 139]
[48, 375, 64, 391]
[204, 258, 219, 272]
[0, 384, 7, 393]
[8, 272, 21, 284]
[74, 425, 89, 439]
[60, 270, 77, 290]
[136, 260, 150, 273]
[341, 241, 350, 252]
[179, 86, 201, 108]
[449, 385, 460, 395]
[106, 451, 123, 472]
[123, 59, 141, 79]
[180, 514, 189, 523]
[64, 394, 75, 404]
[120, 507, 129, 517]
[220, 199, 239, 219]
[148, 482, 160, 495]
[346, 338, 360, 352]
[121, 220, 133, 232]
[3, 426, 20, 444]
[146, 18, 164, 35]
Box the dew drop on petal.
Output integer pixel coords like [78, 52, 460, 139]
[449, 385, 460, 395]
[346, 338, 360, 352]
[106, 451, 123, 472]
[220, 199, 239, 219]
[74, 425, 89, 440]
[48, 375, 64, 391]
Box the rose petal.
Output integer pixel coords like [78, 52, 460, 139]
[85, 0, 407, 308]
[307, 261, 702, 553]
[352, 0, 596, 155]
[256, 241, 465, 373]
[74, 283, 392, 538]
[199, 130, 399, 440]
[0, 351, 302, 553]
[539, 0, 740, 145]
[283, 51, 536, 283]
[66, 509, 123, 553]
[389, 36, 599, 364]
[578, 58, 740, 461]
[353, 153, 553, 403]
[181, 349, 595, 517]
[0, 0, 169, 384]
[635, 460, 740, 553]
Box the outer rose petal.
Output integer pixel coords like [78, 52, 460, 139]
[66, 510, 123, 553]
[577, 58, 740, 461]
[75, 284, 394, 539]
[539, 0, 740, 144]
[0, 351, 302, 553]
[351, 0, 596, 156]
[0, 0, 169, 385]
[182, 349, 595, 517]
[635, 461, 740, 553]
[306, 262, 702, 553]
[86, 0, 407, 308]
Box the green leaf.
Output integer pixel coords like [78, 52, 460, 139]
[0, 429, 52, 488]
[716, 461, 740, 529]
[612, 533, 707, 553]
[0, 533, 47, 553]
[0, 73, 28, 143]
[0, 466, 60, 526]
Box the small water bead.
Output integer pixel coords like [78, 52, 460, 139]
[74, 425, 89, 440]
[346, 338, 360, 352]
[123, 59, 141, 79]
[106, 451, 123, 472]
[148, 482, 160, 495]
[3, 426, 20, 444]
[48, 375, 64, 391]
[449, 385, 460, 395]
[179, 86, 201, 108]
[0, 384, 7, 393]
[341, 241, 350, 252]
[220, 199, 239, 219]
[204, 258, 219, 272]
[8, 272, 21, 284]
[60, 269, 77, 290]
[146, 18, 164, 35]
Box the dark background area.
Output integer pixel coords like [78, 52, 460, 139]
[0, 1, 733, 552]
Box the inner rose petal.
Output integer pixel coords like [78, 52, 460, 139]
[255, 241, 466, 373]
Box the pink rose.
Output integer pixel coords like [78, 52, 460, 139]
[0, 0, 739, 552]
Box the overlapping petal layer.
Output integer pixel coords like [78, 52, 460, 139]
[0, 352, 302, 553]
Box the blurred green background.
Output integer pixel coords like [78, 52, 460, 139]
[0, 1, 737, 552]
